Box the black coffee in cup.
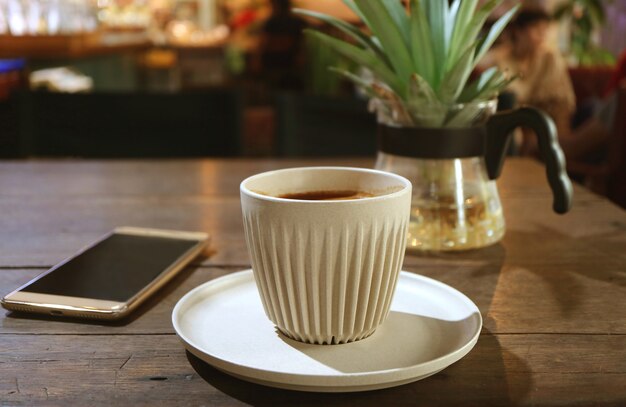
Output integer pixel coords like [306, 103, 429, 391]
[278, 190, 374, 200]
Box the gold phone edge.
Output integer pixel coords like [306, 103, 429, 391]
[1, 227, 210, 321]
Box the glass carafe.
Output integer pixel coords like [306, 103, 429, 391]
[376, 154, 504, 251]
[374, 100, 572, 252]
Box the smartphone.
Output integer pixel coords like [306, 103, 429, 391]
[1, 227, 209, 320]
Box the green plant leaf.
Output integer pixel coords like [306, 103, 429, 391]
[445, 0, 461, 58]
[372, 37, 383, 49]
[474, 4, 519, 65]
[439, 41, 478, 103]
[444, 103, 484, 127]
[460, 73, 501, 102]
[342, 0, 370, 26]
[584, 0, 606, 25]
[407, 73, 446, 126]
[305, 0, 520, 121]
[370, 82, 414, 125]
[328, 66, 372, 89]
[448, 0, 478, 66]
[381, 0, 410, 46]
[355, 0, 414, 88]
[293, 8, 392, 69]
[304, 30, 405, 96]
[458, 66, 498, 102]
[408, 73, 439, 104]
[468, 71, 515, 102]
[409, 0, 435, 85]
[461, 0, 502, 52]
[423, 0, 447, 87]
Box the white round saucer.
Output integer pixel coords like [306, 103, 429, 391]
[172, 269, 482, 393]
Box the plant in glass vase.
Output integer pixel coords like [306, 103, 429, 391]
[295, 0, 572, 251]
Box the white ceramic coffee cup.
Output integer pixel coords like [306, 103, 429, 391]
[240, 167, 411, 344]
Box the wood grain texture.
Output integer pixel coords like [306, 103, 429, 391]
[1, 333, 624, 406]
[1, 158, 625, 406]
[0, 158, 601, 199]
[2, 261, 624, 337]
[0, 159, 359, 198]
[0, 170, 622, 268]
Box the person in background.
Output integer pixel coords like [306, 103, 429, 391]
[257, 0, 306, 90]
[488, 8, 576, 155]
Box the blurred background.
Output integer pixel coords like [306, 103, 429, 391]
[0, 0, 625, 206]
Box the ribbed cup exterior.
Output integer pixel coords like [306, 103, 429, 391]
[241, 190, 410, 345]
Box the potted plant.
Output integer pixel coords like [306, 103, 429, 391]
[295, 0, 572, 251]
[554, 0, 615, 66]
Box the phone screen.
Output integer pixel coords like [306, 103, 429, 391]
[21, 233, 200, 302]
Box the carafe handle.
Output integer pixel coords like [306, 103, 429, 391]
[485, 107, 573, 214]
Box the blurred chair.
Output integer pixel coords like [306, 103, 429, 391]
[17, 89, 242, 158]
[568, 66, 614, 105]
[243, 106, 275, 156]
[0, 98, 19, 157]
[605, 85, 626, 208]
[275, 93, 377, 157]
[568, 66, 614, 129]
[567, 84, 626, 208]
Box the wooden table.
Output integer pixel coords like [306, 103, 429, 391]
[1, 158, 625, 406]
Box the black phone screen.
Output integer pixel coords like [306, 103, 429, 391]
[21, 233, 200, 302]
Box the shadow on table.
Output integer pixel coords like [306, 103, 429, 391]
[3, 256, 207, 326]
[503, 225, 626, 317]
[405, 222, 625, 323]
[404, 243, 506, 327]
